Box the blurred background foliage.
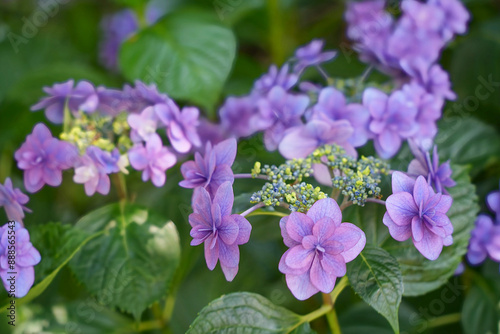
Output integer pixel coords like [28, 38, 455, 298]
[0, 0, 499, 333]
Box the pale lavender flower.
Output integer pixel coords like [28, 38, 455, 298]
[279, 198, 366, 300]
[73, 147, 121, 196]
[155, 101, 201, 153]
[15, 123, 78, 193]
[363, 88, 418, 159]
[31, 80, 99, 124]
[0, 222, 41, 298]
[429, 0, 470, 41]
[279, 114, 355, 159]
[0, 178, 30, 225]
[252, 64, 298, 95]
[179, 138, 236, 197]
[311, 87, 372, 147]
[189, 182, 251, 281]
[487, 181, 500, 224]
[219, 95, 260, 138]
[293, 39, 337, 73]
[466, 215, 500, 265]
[416, 64, 456, 100]
[127, 106, 158, 142]
[254, 86, 309, 151]
[407, 142, 456, 194]
[128, 134, 176, 187]
[196, 118, 228, 146]
[126, 81, 170, 113]
[383, 172, 453, 260]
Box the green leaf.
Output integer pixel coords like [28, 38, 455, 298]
[383, 165, 478, 296]
[69, 203, 181, 320]
[119, 9, 237, 113]
[461, 283, 500, 334]
[186, 292, 316, 334]
[347, 244, 403, 334]
[0, 223, 102, 313]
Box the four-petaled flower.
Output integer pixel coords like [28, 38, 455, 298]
[384, 172, 453, 260]
[279, 198, 366, 300]
[179, 138, 236, 197]
[189, 182, 252, 281]
[128, 134, 177, 187]
[0, 222, 41, 298]
[15, 123, 78, 193]
[0, 178, 30, 224]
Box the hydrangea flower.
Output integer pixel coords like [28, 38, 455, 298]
[73, 146, 121, 196]
[416, 65, 456, 100]
[363, 88, 418, 159]
[279, 198, 366, 300]
[0, 222, 41, 298]
[278, 114, 355, 159]
[407, 142, 456, 194]
[179, 138, 236, 197]
[189, 182, 252, 281]
[293, 39, 337, 73]
[252, 64, 298, 95]
[0, 178, 30, 225]
[383, 172, 453, 260]
[255, 86, 309, 151]
[127, 106, 158, 142]
[15, 123, 78, 193]
[155, 102, 201, 153]
[31, 80, 99, 124]
[128, 134, 176, 187]
[310, 87, 372, 147]
[123, 81, 170, 114]
[219, 96, 260, 138]
[429, 0, 470, 41]
[466, 215, 500, 265]
[487, 181, 500, 224]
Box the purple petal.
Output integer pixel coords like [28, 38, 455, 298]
[320, 253, 346, 277]
[307, 198, 342, 225]
[232, 214, 252, 245]
[392, 171, 416, 193]
[285, 271, 319, 300]
[280, 216, 299, 248]
[220, 263, 239, 282]
[313, 217, 336, 241]
[218, 241, 239, 270]
[219, 216, 239, 245]
[285, 245, 315, 269]
[214, 138, 237, 166]
[286, 212, 314, 243]
[413, 226, 444, 260]
[413, 176, 430, 207]
[334, 223, 366, 262]
[310, 256, 336, 293]
[411, 216, 424, 242]
[204, 237, 219, 270]
[213, 181, 234, 217]
[383, 212, 413, 241]
[386, 192, 418, 226]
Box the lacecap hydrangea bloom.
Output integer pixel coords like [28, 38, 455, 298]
[0, 222, 41, 298]
[279, 198, 366, 300]
[188, 182, 252, 281]
[384, 172, 453, 260]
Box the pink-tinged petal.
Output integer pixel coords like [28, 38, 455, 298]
[413, 227, 444, 260]
[151, 170, 166, 187]
[190, 225, 211, 246]
[302, 235, 318, 250]
[5, 266, 35, 298]
[192, 187, 211, 216]
[280, 216, 299, 248]
[285, 245, 315, 269]
[168, 122, 191, 153]
[443, 235, 453, 246]
[96, 173, 110, 195]
[310, 256, 336, 293]
[145, 133, 162, 153]
[232, 214, 252, 245]
[189, 212, 210, 228]
[377, 130, 401, 159]
[313, 217, 337, 242]
[32, 123, 53, 143]
[24, 168, 44, 193]
[307, 198, 342, 225]
[83, 175, 98, 196]
[220, 263, 239, 282]
[411, 216, 424, 242]
[156, 149, 177, 170]
[218, 241, 239, 270]
[142, 168, 151, 182]
[287, 212, 314, 243]
[17, 246, 41, 267]
[278, 126, 319, 159]
[321, 239, 344, 254]
[204, 237, 219, 270]
[128, 146, 148, 170]
[413, 176, 430, 207]
[334, 223, 366, 262]
[211, 204, 222, 229]
[279, 249, 310, 275]
[428, 212, 452, 227]
[383, 212, 412, 241]
[434, 194, 453, 213]
[285, 271, 319, 300]
[386, 192, 418, 226]
[363, 88, 388, 119]
[214, 138, 237, 166]
[312, 163, 333, 186]
[219, 216, 239, 245]
[213, 181, 234, 217]
[321, 253, 346, 277]
[391, 171, 416, 193]
[208, 165, 234, 196]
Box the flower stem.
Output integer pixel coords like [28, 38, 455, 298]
[244, 210, 288, 218]
[267, 0, 286, 65]
[357, 65, 374, 87]
[112, 173, 128, 202]
[330, 276, 349, 305]
[300, 304, 333, 324]
[365, 198, 386, 206]
[327, 276, 349, 334]
[339, 200, 353, 211]
[427, 312, 461, 329]
[233, 173, 268, 180]
[240, 203, 265, 217]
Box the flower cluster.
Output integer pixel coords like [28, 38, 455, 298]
[20, 80, 205, 195]
[0, 222, 41, 298]
[279, 198, 366, 300]
[0, 178, 31, 225]
[466, 181, 500, 266]
[384, 172, 453, 260]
